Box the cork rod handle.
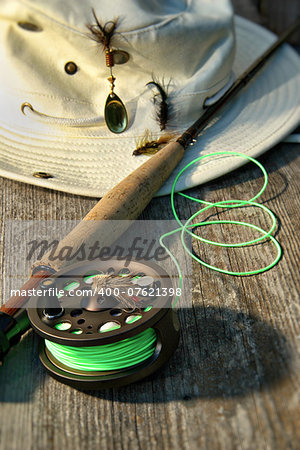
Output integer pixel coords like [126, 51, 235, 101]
[86, 141, 184, 220]
[34, 141, 185, 272]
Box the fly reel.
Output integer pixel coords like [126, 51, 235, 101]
[27, 259, 180, 389]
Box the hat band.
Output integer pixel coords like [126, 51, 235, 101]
[203, 73, 235, 107]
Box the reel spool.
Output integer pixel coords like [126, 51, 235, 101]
[27, 259, 180, 389]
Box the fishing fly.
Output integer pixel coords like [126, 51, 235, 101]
[146, 79, 171, 131]
[92, 272, 142, 309]
[133, 130, 177, 156]
[86, 9, 118, 49]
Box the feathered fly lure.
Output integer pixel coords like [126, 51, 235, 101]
[92, 273, 147, 309]
[86, 8, 118, 50]
[133, 130, 178, 156]
[146, 80, 170, 131]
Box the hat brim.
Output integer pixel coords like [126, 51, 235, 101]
[0, 15, 299, 197]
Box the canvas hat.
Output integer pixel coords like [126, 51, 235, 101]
[0, 0, 299, 197]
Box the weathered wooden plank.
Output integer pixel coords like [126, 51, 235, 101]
[232, 0, 300, 44]
[259, 0, 300, 44]
[232, 0, 263, 24]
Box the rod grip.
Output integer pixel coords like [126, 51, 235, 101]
[33, 141, 185, 272]
[85, 141, 184, 220]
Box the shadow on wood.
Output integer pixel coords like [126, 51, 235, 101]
[79, 306, 291, 403]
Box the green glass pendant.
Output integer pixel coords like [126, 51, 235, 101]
[104, 92, 128, 134]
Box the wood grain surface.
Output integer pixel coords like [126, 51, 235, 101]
[0, 1, 299, 449]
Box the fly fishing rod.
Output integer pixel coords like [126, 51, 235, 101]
[0, 18, 299, 385]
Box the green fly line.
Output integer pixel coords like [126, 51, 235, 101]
[159, 151, 282, 306]
[45, 151, 282, 371]
[45, 327, 157, 371]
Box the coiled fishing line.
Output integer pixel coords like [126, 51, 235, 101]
[45, 327, 157, 371]
[159, 151, 282, 306]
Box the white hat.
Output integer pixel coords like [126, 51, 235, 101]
[0, 0, 299, 197]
